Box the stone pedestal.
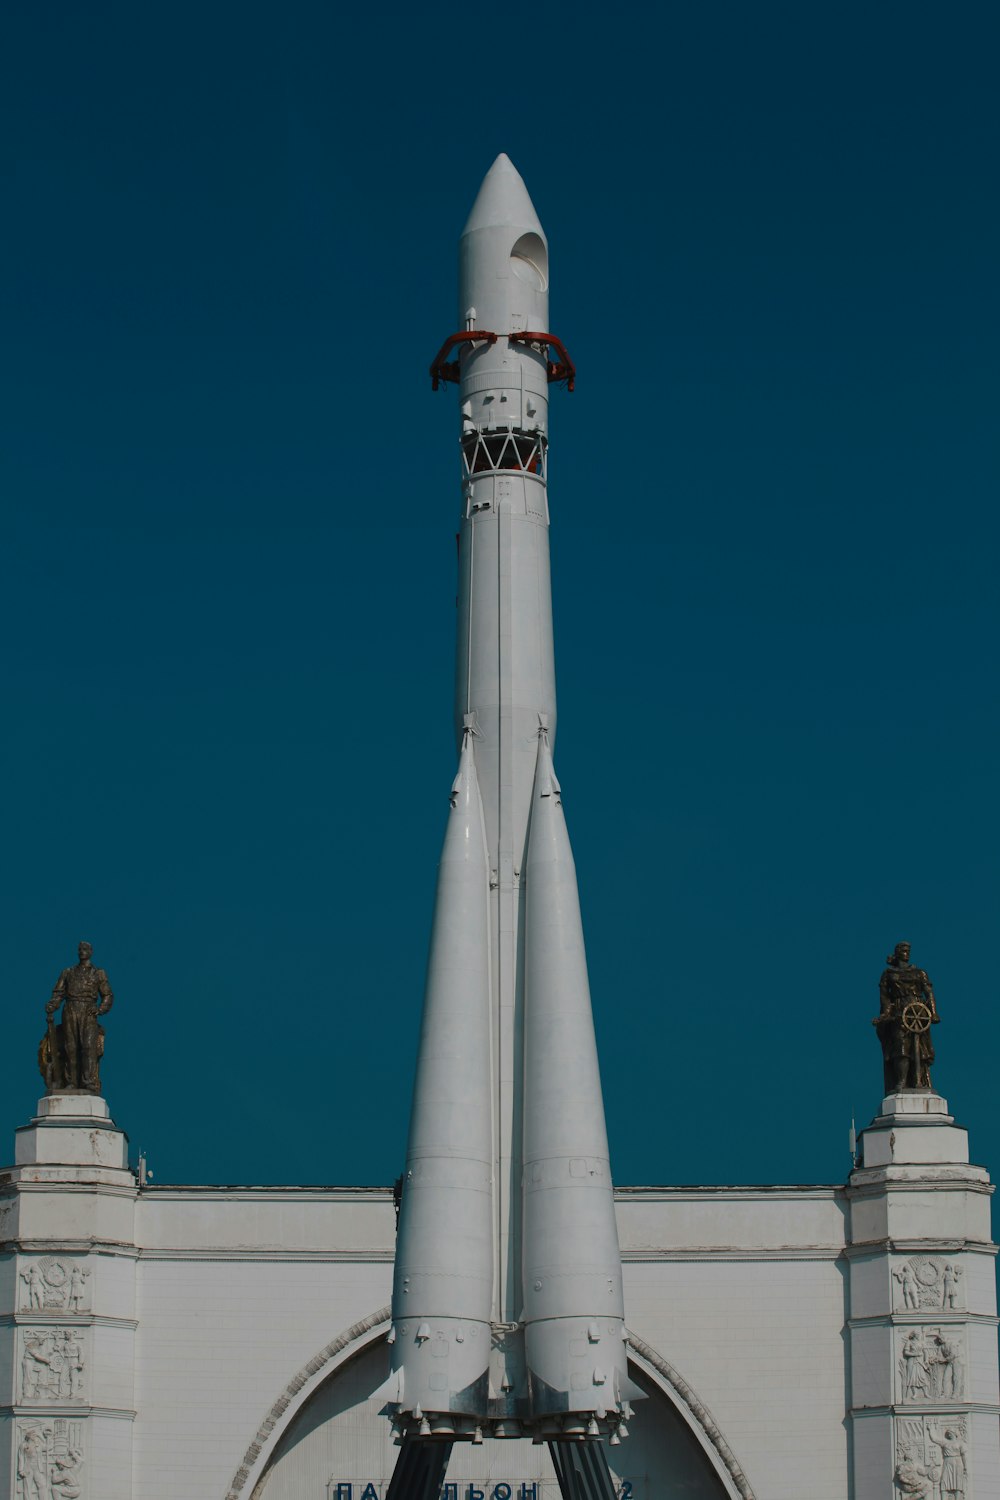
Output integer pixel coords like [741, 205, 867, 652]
[14, 1094, 130, 1176]
[1, 1093, 138, 1500]
[860, 1091, 969, 1169]
[846, 1091, 1000, 1500]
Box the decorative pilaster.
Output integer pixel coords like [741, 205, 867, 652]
[846, 1091, 1000, 1500]
[1, 1093, 138, 1500]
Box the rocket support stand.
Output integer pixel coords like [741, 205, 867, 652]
[384, 1438, 453, 1500]
[384, 1438, 618, 1500]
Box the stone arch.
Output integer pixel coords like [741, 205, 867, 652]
[224, 1304, 392, 1500]
[625, 1331, 756, 1500]
[226, 1309, 755, 1500]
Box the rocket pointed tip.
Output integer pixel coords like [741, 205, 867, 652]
[462, 153, 544, 239]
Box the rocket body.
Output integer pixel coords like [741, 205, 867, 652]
[390, 156, 634, 1444]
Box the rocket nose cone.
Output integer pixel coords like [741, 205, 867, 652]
[461, 153, 545, 239]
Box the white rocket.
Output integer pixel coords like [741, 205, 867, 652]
[387, 155, 638, 1460]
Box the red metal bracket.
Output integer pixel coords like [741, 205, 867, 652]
[508, 332, 576, 392]
[429, 331, 576, 392]
[429, 331, 498, 390]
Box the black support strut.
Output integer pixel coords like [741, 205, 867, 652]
[548, 1441, 619, 1500]
[385, 1437, 454, 1500]
[384, 1434, 618, 1500]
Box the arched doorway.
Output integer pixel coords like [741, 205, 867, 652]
[250, 1336, 739, 1499]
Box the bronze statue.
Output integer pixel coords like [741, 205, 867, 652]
[874, 941, 939, 1093]
[40, 941, 114, 1094]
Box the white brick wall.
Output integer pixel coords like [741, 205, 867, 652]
[624, 1256, 849, 1499]
[133, 1255, 393, 1500]
[2, 1158, 995, 1499]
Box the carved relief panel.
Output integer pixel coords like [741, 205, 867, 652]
[18, 1258, 92, 1314]
[893, 1256, 965, 1313]
[895, 1414, 968, 1499]
[897, 1326, 966, 1404]
[15, 1417, 85, 1499]
[18, 1328, 88, 1404]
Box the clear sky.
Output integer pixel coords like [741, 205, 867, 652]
[2, 3, 997, 1195]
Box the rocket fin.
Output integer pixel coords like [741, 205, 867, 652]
[371, 1363, 403, 1406]
[521, 730, 634, 1419]
[390, 732, 494, 1417]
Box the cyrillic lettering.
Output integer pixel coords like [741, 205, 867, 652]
[360, 1487, 379, 1500]
[333, 1487, 352, 1500]
[466, 1488, 485, 1500]
[518, 1487, 538, 1500]
[492, 1486, 512, 1500]
[443, 1487, 459, 1500]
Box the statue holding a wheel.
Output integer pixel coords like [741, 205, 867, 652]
[875, 941, 940, 1093]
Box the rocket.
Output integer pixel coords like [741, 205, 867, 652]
[386, 156, 638, 1487]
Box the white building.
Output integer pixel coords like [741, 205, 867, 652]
[1, 1080, 996, 1498]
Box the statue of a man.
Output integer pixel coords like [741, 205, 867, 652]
[44, 941, 114, 1094]
[874, 941, 938, 1093]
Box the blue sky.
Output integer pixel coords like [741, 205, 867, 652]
[2, 2, 997, 1193]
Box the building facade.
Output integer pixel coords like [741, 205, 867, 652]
[1, 1082, 996, 1499]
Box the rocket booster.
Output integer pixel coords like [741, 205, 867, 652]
[521, 731, 627, 1425]
[390, 156, 636, 1447]
[388, 733, 494, 1426]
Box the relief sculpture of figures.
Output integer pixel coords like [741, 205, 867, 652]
[899, 1330, 932, 1401]
[62, 1331, 86, 1401]
[67, 1265, 90, 1312]
[896, 1257, 952, 1311]
[929, 1331, 964, 1400]
[19, 1331, 86, 1403]
[21, 1265, 46, 1311]
[39, 941, 114, 1095]
[17, 1426, 50, 1500]
[894, 1261, 921, 1311]
[874, 941, 939, 1093]
[16, 1421, 84, 1500]
[928, 1426, 968, 1500]
[50, 1444, 84, 1500]
[898, 1327, 964, 1403]
[894, 1457, 933, 1500]
[22, 1336, 53, 1402]
[896, 1417, 968, 1500]
[942, 1262, 963, 1309]
[19, 1259, 90, 1314]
